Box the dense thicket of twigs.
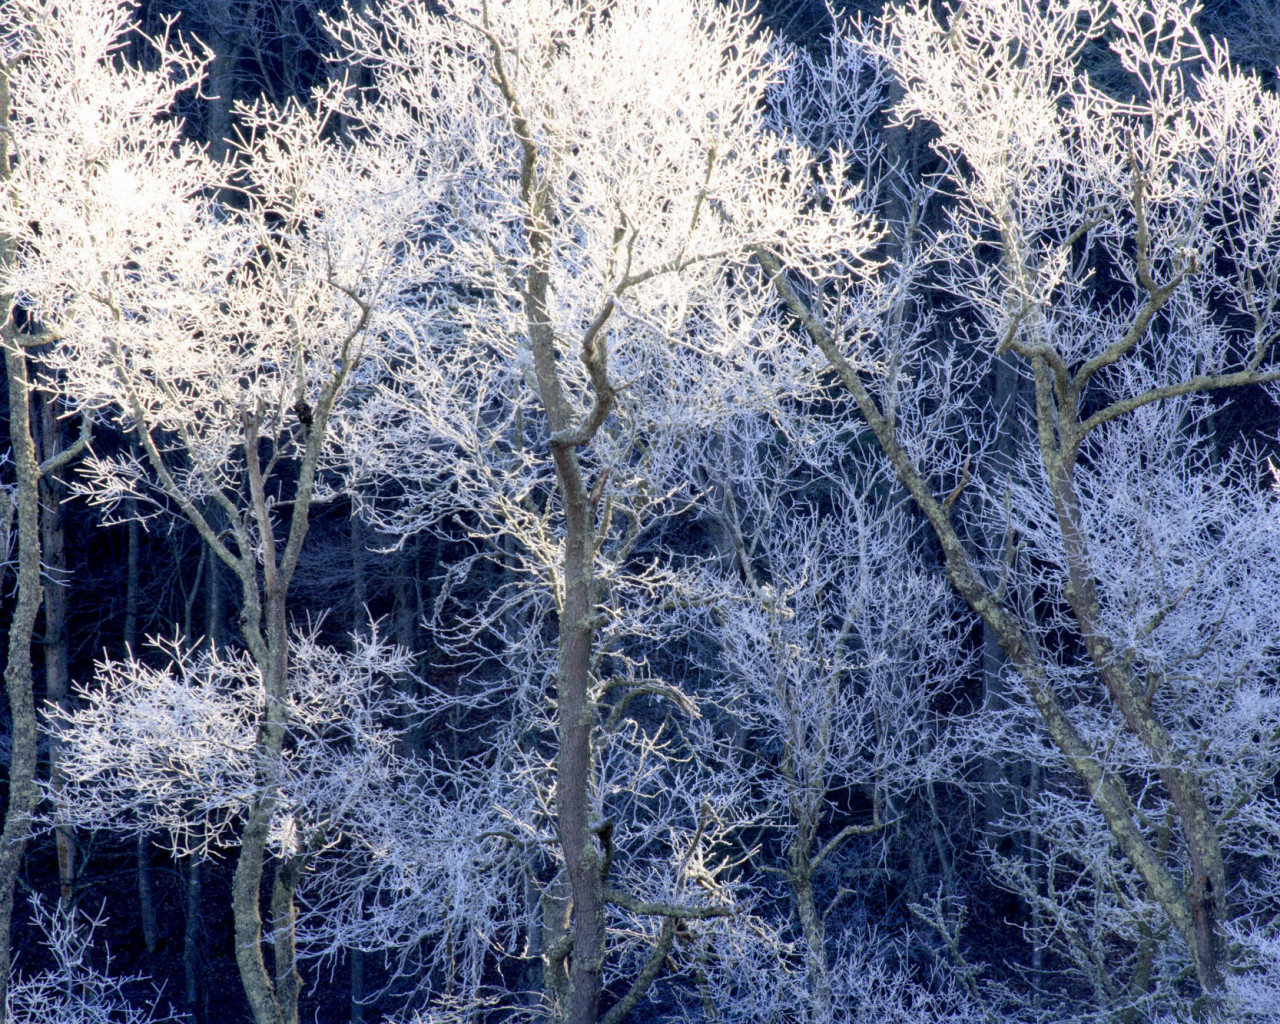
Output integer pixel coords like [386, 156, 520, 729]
[2, 1, 1279, 1023]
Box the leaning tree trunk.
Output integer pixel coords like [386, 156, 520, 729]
[757, 246, 1227, 1006]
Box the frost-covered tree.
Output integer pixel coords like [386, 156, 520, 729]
[756, 0, 1280, 1014]
[11, 0, 1280, 1021]
[699, 417, 975, 1023]
[51, 622, 428, 1018]
[2, 2, 439, 1021]
[6, 896, 182, 1024]
[0, 3, 169, 1016]
[330, 1, 877, 1021]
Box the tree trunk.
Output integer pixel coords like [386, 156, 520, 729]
[788, 832, 832, 1024]
[229, 586, 294, 1024]
[35, 390, 76, 906]
[348, 948, 365, 1024]
[0, 69, 41, 1022]
[0, 338, 43, 1024]
[184, 851, 204, 1022]
[125, 510, 160, 954]
[1040, 418, 1226, 995]
[137, 833, 158, 956]
[227, 523, 291, 1024]
[541, 874, 573, 1018]
[271, 857, 304, 1024]
[126, 514, 140, 653]
[347, 514, 369, 1024]
[232, 797, 283, 1024]
[201, 3, 248, 166]
[502, 71, 614, 1019]
[541, 394, 606, 1024]
[206, 530, 226, 652]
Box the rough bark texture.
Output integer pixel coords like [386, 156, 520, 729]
[0, 345, 41, 1024]
[0, 344, 42, 1024]
[527, 221, 608, 1024]
[270, 856, 304, 1024]
[0, 67, 41, 1024]
[789, 836, 832, 1024]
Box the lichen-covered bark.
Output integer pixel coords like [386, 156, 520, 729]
[789, 835, 832, 1024]
[0, 65, 41, 1024]
[0, 337, 41, 1024]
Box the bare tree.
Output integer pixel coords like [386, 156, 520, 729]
[756, 0, 1280, 1014]
[12, 1, 1280, 1021]
[3, 3, 438, 1020]
[1, 4, 143, 1016]
[330, 1, 877, 1020]
[702, 419, 976, 1022]
[6, 895, 182, 1024]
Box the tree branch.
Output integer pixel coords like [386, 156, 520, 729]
[1078, 368, 1280, 440]
[38, 412, 91, 479]
[604, 888, 733, 921]
[599, 918, 677, 1024]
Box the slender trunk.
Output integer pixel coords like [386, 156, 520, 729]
[270, 856, 304, 1024]
[976, 356, 1025, 833]
[232, 797, 283, 1024]
[0, 338, 42, 1024]
[125, 515, 140, 653]
[1120, 810, 1174, 1024]
[392, 541, 422, 753]
[223, 269, 352, 1021]
[505, 83, 612, 1019]
[347, 516, 369, 1024]
[119, 485, 161, 954]
[206, 535, 226, 650]
[125, 509, 160, 954]
[230, 586, 292, 1024]
[202, 6, 246, 167]
[393, 544, 416, 653]
[759, 249, 1219, 1005]
[550, 450, 604, 1024]
[229, 400, 313, 1024]
[136, 834, 158, 956]
[35, 391, 75, 905]
[348, 949, 365, 1024]
[788, 829, 832, 1024]
[1035, 360, 1226, 996]
[184, 851, 204, 1021]
[1029, 762, 1044, 1002]
[1, 67, 41, 1014]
